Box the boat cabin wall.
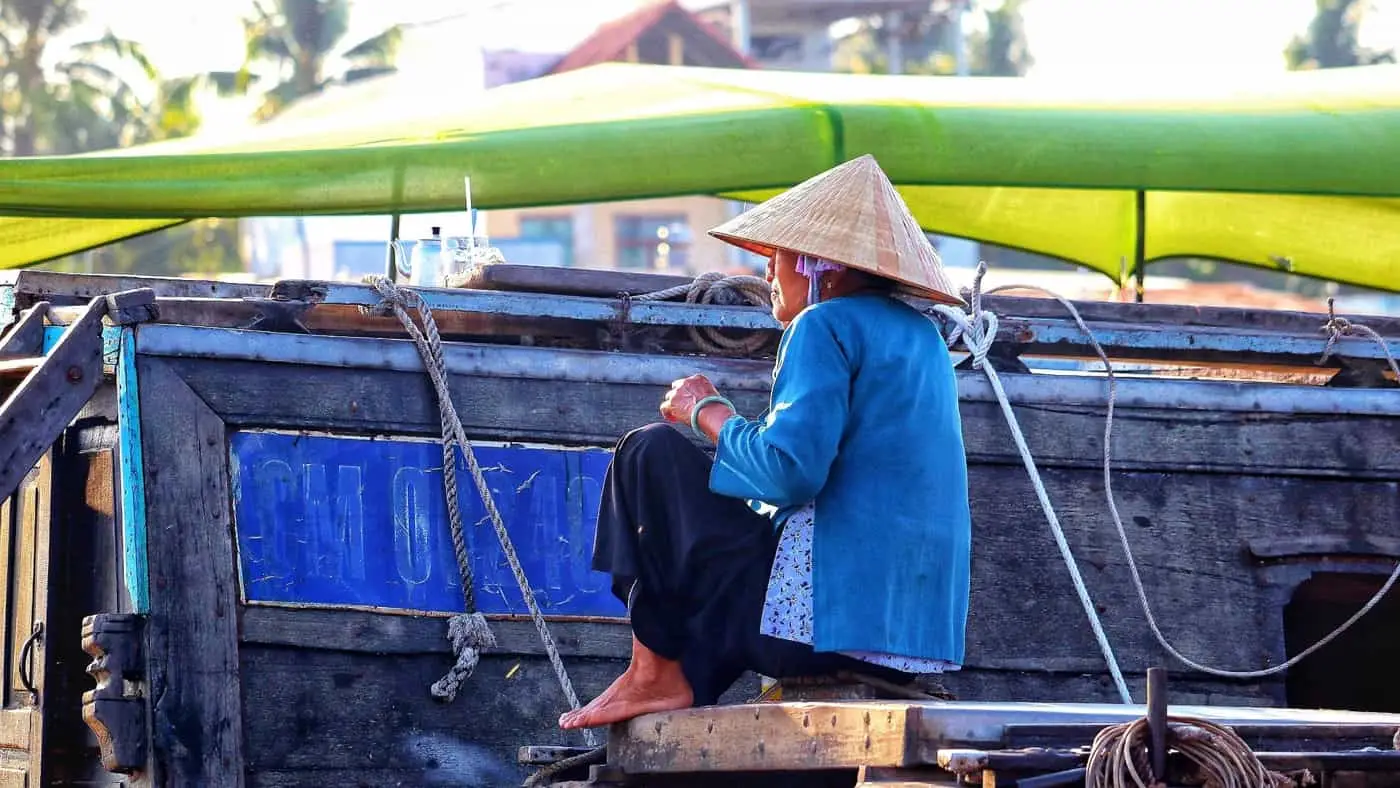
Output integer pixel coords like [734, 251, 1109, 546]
[104, 320, 1400, 787]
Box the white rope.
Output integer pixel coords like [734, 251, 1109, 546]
[928, 265, 1134, 705]
[958, 269, 1400, 681]
[368, 277, 598, 747]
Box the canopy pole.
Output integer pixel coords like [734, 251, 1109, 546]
[386, 213, 402, 282]
[1133, 190, 1146, 303]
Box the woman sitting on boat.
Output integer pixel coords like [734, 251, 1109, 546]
[560, 155, 973, 730]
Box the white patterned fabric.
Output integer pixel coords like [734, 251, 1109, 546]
[760, 504, 960, 675]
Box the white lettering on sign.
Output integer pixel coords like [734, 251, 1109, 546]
[301, 463, 368, 581]
[392, 466, 434, 586]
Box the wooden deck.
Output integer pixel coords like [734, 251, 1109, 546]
[591, 700, 1400, 786]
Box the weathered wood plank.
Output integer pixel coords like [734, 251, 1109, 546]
[463, 264, 1400, 339]
[12, 271, 268, 307]
[237, 647, 760, 785]
[461, 264, 697, 299]
[137, 357, 245, 787]
[611, 702, 918, 773]
[0, 711, 30, 752]
[0, 358, 42, 377]
[0, 304, 46, 358]
[238, 606, 632, 659]
[168, 355, 1400, 479]
[8, 462, 41, 704]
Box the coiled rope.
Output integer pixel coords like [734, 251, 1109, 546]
[1086, 716, 1292, 788]
[933, 262, 1400, 686]
[629, 271, 774, 355]
[367, 277, 599, 748]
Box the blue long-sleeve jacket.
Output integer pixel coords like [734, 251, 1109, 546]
[710, 292, 972, 662]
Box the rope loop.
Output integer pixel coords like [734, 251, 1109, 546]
[950, 270, 1400, 683]
[919, 262, 1134, 704]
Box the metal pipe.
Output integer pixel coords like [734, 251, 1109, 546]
[1134, 190, 1147, 303]
[1147, 667, 1168, 782]
[386, 213, 402, 282]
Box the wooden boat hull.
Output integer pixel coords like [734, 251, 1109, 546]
[0, 270, 1395, 786]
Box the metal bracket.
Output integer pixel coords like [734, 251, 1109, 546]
[81, 613, 148, 775]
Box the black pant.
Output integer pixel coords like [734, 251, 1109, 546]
[592, 423, 905, 706]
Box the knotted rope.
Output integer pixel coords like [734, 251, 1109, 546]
[367, 277, 598, 748]
[925, 264, 1134, 704]
[931, 263, 1400, 685]
[1086, 716, 1291, 788]
[630, 271, 773, 355]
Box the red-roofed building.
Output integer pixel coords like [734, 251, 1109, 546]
[488, 1, 761, 276]
[550, 0, 756, 73]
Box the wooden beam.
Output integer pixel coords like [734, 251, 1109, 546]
[12, 271, 268, 307]
[609, 702, 920, 773]
[137, 357, 245, 787]
[0, 358, 42, 377]
[0, 299, 104, 505]
[0, 304, 47, 358]
[238, 606, 631, 659]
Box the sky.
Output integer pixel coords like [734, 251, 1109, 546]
[53, 0, 1400, 131]
[69, 0, 1400, 78]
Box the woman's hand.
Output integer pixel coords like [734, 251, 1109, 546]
[660, 374, 721, 425]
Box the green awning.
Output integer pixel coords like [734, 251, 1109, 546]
[3, 62, 1400, 289]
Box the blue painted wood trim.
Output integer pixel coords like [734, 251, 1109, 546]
[44, 324, 122, 367]
[115, 328, 150, 613]
[0, 285, 15, 331]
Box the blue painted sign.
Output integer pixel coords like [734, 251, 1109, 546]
[229, 431, 625, 617]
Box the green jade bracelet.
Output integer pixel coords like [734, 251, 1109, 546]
[690, 395, 736, 440]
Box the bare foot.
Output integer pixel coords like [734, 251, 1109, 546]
[559, 637, 693, 730]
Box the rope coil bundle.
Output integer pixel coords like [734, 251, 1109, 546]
[628, 270, 774, 355]
[1085, 717, 1293, 788]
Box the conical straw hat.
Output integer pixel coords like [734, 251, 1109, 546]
[709, 154, 962, 305]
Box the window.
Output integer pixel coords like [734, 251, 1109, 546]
[1284, 572, 1400, 711]
[518, 216, 575, 267]
[615, 215, 691, 271]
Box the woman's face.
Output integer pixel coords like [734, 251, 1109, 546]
[766, 248, 810, 325]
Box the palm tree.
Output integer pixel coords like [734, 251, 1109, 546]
[833, 0, 1033, 77]
[1285, 0, 1395, 70]
[239, 0, 402, 121]
[0, 0, 200, 155]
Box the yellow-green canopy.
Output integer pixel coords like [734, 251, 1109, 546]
[3, 62, 1400, 289]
